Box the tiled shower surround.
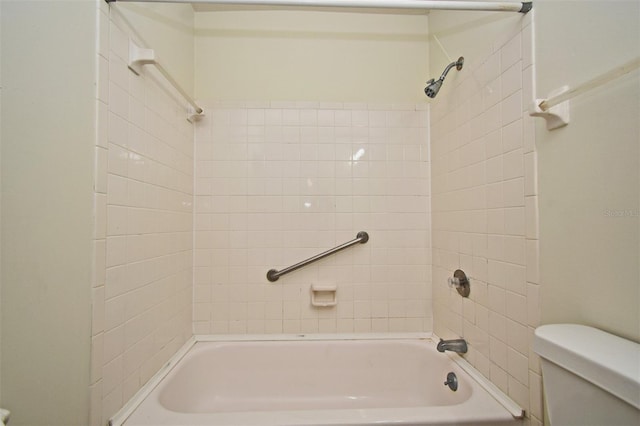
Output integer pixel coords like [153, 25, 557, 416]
[89, 2, 543, 424]
[430, 18, 541, 426]
[193, 102, 432, 334]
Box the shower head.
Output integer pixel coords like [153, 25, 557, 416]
[424, 56, 464, 99]
[424, 78, 443, 98]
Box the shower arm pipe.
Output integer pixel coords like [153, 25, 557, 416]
[266, 231, 369, 282]
[107, 0, 533, 14]
[438, 57, 462, 80]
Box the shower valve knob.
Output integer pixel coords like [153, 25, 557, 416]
[447, 269, 470, 298]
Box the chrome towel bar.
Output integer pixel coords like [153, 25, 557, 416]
[267, 231, 369, 282]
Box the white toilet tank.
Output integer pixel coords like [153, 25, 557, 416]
[534, 324, 640, 426]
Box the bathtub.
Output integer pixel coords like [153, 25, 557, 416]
[116, 335, 524, 426]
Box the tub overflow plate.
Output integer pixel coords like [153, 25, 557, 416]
[444, 372, 458, 391]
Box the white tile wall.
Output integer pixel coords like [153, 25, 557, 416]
[430, 18, 542, 425]
[194, 101, 432, 335]
[91, 2, 194, 425]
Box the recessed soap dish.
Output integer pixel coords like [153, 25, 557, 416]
[310, 284, 337, 307]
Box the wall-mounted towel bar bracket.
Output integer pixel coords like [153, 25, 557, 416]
[128, 39, 204, 123]
[530, 57, 640, 131]
[530, 86, 570, 131]
[128, 40, 155, 75]
[267, 231, 369, 282]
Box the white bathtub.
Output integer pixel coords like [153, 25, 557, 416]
[117, 335, 523, 426]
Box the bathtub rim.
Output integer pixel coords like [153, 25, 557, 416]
[109, 332, 524, 426]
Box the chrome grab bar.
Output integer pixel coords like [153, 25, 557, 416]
[267, 231, 369, 282]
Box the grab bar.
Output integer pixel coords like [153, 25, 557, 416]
[267, 231, 369, 282]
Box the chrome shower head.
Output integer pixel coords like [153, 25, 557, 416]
[424, 78, 443, 98]
[424, 56, 464, 99]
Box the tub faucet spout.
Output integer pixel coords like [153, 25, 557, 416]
[437, 338, 468, 354]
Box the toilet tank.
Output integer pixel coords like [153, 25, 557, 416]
[534, 324, 640, 426]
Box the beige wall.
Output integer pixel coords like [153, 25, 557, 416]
[194, 10, 429, 102]
[536, 0, 640, 342]
[0, 1, 196, 425]
[0, 0, 97, 424]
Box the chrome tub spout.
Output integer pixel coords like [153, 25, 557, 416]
[437, 338, 468, 354]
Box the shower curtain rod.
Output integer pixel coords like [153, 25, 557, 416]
[107, 0, 533, 14]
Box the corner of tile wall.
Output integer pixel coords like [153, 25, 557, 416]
[430, 16, 540, 424]
[91, 2, 194, 424]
